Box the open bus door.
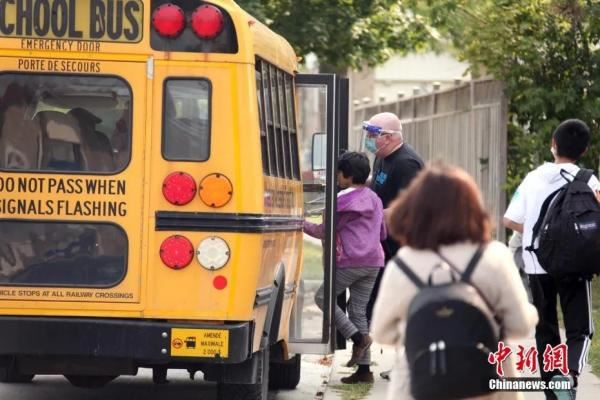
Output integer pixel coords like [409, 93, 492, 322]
[289, 75, 349, 355]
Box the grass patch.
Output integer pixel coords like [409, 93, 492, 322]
[330, 383, 373, 400]
[302, 239, 324, 280]
[589, 279, 600, 376]
[306, 215, 322, 224]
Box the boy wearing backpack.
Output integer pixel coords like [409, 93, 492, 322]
[504, 119, 600, 400]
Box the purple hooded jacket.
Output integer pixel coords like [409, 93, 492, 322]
[303, 187, 386, 268]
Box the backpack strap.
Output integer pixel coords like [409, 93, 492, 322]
[437, 245, 503, 337]
[576, 168, 593, 183]
[525, 186, 563, 253]
[392, 255, 425, 289]
[461, 245, 485, 283]
[435, 245, 485, 283]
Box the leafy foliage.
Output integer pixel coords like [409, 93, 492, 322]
[408, 0, 600, 194]
[237, 0, 431, 71]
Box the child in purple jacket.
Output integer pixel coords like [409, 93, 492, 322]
[304, 151, 386, 384]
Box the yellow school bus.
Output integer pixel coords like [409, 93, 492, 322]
[0, 0, 348, 398]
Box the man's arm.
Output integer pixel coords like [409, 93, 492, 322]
[503, 217, 523, 233]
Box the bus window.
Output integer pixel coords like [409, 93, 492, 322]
[0, 74, 131, 173]
[256, 62, 269, 174]
[162, 79, 211, 161]
[0, 221, 127, 287]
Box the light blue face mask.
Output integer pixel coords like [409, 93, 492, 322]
[364, 137, 377, 153]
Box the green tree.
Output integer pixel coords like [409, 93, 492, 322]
[237, 0, 431, 72]
[408, 0, 600, 193]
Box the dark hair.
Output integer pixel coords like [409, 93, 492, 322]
[387, 163, 491, 250]
[553, 119, 590, 161]
[337, 152, 370, 184]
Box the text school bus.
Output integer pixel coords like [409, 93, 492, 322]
[0, 1, 349, 399]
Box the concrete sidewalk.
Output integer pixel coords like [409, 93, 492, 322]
[323, 340, 600, 400]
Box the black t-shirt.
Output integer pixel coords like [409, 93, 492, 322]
[370, 143, 424, 259]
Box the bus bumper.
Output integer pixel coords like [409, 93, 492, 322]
[0, 316, 252, 365]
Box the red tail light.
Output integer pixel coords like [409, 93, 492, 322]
[162, 172, 196, 205]
[191, 5, 224, 39]
[213, 275, 228, 290]
[152, 4, 185, 38]
[160, 236, 194, 270]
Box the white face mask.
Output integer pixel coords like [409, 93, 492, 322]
[551, 146, 557, 157]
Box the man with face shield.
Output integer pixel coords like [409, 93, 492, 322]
[363, 112, 424, 212]
[363, 112, 424, 379]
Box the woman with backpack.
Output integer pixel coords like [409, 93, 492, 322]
[371, 163, 538, 400]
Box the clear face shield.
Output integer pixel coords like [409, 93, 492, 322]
[362, 121, 402, 153]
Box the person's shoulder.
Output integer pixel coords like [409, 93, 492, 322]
[484, 240, 512, 256]
[395, 144, 419, 158]
[521, 167, 541, 183]
[392, 148, 423, 168]
[402, 144, 424, 161]
[337, 187, 356, 197]
[513, 167, 546, 195]
[357, 187, 383, 207]
[480, 241, 513, 268]
[578, 167, 600, 190]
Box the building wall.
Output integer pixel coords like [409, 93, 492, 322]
[350, 51, 471, 103]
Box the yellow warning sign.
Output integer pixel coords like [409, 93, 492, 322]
[170, 328, 229, 358]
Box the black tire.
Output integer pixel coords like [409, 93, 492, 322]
[269, 354, 301, 390]
[0, 364, 34, 384]
[64, 375, 117, 388]
[152, 367, 169, 384]
[217, 344, 269, 400]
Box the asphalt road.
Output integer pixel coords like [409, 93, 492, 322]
[0, 355, 331, 400]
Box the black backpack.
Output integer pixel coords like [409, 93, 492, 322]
[526, 168, 600, 279]
[393, 246, 499, 400]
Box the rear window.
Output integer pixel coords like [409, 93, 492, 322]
[162, 79, 211, 161]
[0, 221, 127, 288]
[0, 74, 132, 173]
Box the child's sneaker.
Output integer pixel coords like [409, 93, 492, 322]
[550, 375, 576, 400]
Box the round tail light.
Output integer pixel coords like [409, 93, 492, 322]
[199, 173, 233, 208]
[160, 236, 194, 270]
[163, 172, 196, 205]
[197, 237, 230, 270]
[152, 4, 185, 38]
[213, 275, 228, 290]
[191, 5, 224, 39]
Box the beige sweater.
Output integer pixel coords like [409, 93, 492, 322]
[371, 241, 539, 400]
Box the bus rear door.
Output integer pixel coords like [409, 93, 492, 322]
[289, 74, 349, 355]
[0, 55, 148, 312]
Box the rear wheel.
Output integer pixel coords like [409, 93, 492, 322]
[152, 367, 169, 384]
[269, 354, 301, 389]
[217, 342, 269, 400]
[0, 363, 34, 384]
